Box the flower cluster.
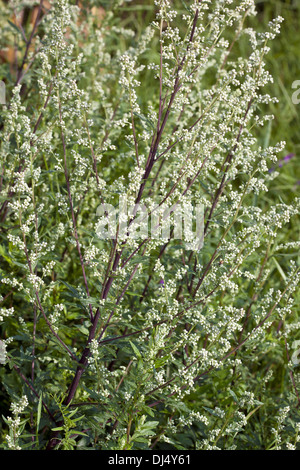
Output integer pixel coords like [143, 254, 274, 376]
[4, 396, 29, 450]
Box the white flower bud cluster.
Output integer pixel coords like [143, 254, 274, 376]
[5, 395, 29, 450]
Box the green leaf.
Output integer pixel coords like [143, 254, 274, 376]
[246, 404, 264, 421]
[7, 20, 22, 36]
[126, 291, 143, 297]
[179, 0, 193, 15]
[72, 430, 88, 437]
[203, 407, 222, 418]
[228, 389, 239, 404]
[272, 257, 287, 281]
[129, 340, 142, 359]
[60, 281, 81, 298]
[36, 393, 43, 432]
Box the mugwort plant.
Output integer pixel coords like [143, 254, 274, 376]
[0, 0, 299, 450]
